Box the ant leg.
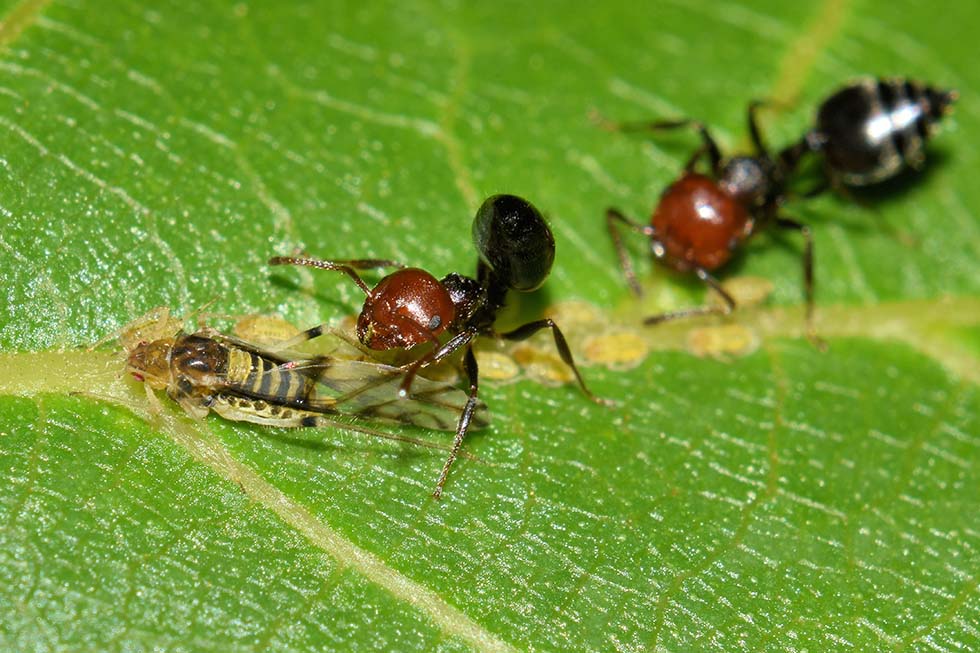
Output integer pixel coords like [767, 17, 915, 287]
[747, 100, 770, 157]
[777, 137, 811, 176]
[399, 329, 478, 398]
[600, 117, 723, 175]
[774, 217, 825, 349]
[606, 207, 655, 296]
[682, 144, 709, 173]
[432, 346, 480, 499]
[498, 319, 611, 406]
[268, 256, 404, 295]
[800, 179, 830, 199]
[643, 267, 736, 325]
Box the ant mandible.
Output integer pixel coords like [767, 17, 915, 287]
[270, 194, 607, 498]
[601, 102, 820, 344]
[779, 78, 957, 191]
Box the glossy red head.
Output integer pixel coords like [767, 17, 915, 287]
[357, 268, 456, 350]
[651, 172, 752, 272]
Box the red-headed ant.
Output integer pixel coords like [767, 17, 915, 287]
[601, 103, 820, 344]
[271, 194, 607, 498]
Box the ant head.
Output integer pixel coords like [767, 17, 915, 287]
[357, 268, 455, 350]
[126, 338, 174, 389]
[472, 194, 555, 292]
[652, 173, 750, 272]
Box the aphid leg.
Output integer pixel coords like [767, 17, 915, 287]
[606, 208, 655, 296]
[268, 256, 405, 295]
[142, 383, 165, 417]
[105, 306, 181, 352]
[399, 330, 478, 398]
[774, 217, 826, 350]
[498, 319, 612, 406]
[643, 267, 736, 326]
[432, 346, 480, 499]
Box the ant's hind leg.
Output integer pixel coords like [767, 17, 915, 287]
[774, 216, 825, 350]
[643, 267, 736, 325]
[498, 319, 611, 406]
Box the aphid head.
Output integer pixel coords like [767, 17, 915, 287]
[357, 268, 455, 350]
[472, 194, 555, 292]
[126, 338, 174, 389]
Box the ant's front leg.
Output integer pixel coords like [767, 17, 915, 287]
[432, 345, 481, 499]
[398, 329, 478, 398]
[606, 207, 656, 297]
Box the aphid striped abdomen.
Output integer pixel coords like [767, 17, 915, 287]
[121, 311, 489, 437]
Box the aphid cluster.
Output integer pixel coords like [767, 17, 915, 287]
[101, 75, 955, 500]
[603, 77, 955, 335]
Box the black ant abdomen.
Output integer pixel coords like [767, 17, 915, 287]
[786, 78, 957, 187]
[473, 194, 556, 292]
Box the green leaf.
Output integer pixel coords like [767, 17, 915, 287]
[2, 1, 978, 651]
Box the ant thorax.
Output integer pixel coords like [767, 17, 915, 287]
[441, 272, 486, 327]
[719, 156, 774, 209]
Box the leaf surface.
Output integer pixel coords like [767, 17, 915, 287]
[1, 1, 978, 651]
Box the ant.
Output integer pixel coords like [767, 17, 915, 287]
[601, 102, 820, 343]
[270, 194, 607, 498]
[780, 78, 957, 190]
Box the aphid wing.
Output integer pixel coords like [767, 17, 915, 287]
[306, 359, 490, 432]
[203, 331, 294, 365]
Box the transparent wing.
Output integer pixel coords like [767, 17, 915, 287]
[287, 357, 490, 432]
[203, 331, 489, 432]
